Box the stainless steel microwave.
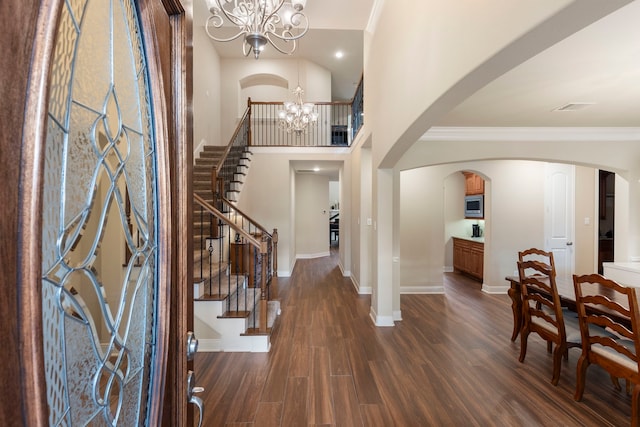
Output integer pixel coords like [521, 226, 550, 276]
[464, 195, 484, 218]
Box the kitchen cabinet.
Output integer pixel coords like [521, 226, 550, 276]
[453, 237, 484, 281]
[463, 172, 484, 195]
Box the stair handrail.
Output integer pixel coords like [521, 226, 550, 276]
[213, 104, 251, 174]
[193, 193, 261, 249]
[217, 195, 279, 277]
[218, 196, 271, 238]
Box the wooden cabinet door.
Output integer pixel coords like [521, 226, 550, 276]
[463, 172, 485, 195]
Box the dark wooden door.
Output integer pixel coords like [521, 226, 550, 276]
[0, 0, 193, 425]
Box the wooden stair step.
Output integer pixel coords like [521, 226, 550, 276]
[218, 311, 251, 319]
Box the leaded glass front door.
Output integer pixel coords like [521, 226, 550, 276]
[36, 0, 182, 424]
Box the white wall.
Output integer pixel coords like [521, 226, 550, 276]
[575, 165, 597, 274]
[220, 59, 331, 143]
[295, 173, 330, 258]
[400, 160, 566, 292]
[329, 181, 339, 208]
[365, 1, 628, 169]
[236, 148, 351, 275]
[193, 28, 221, 153]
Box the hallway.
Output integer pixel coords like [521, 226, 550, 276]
[194, 252, 631, 426]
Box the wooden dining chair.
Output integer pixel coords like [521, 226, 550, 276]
[518, 259, 582, 385]
[573, 273, 640, 426]
[519, 248, 556, 273]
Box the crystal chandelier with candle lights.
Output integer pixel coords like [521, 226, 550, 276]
[278, 84, 318, 134]
[204, 0, 309, 60]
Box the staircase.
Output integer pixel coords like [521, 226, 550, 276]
[192, 144, 280, 352]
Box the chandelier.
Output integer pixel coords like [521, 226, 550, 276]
[204, 0, 310, 60]
[278, 85, 318, 134]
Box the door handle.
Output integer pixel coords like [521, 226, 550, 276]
[186, 331, 199, 361]
[566, 242, 573, 246]
[187, 370, 204, 427]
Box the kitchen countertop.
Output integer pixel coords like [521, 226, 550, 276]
[453, 235, 485, 244]
[603, 262, 640, 273]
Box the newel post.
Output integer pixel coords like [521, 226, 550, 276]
[272, 228, 278, 277]
[259, 235, 269, 333]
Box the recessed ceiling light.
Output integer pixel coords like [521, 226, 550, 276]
[335, 51, 344, 59]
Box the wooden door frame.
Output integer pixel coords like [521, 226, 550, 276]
[0, 0, 192, 424]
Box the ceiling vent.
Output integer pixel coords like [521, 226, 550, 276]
[552, 102, 595, 112]
[296, 169, 317, 173]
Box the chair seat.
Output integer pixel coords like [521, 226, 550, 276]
[591, 340, 638, 372]
[531, 312, 612, 345]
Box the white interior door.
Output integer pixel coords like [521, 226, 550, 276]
[545, 163, 576, 283]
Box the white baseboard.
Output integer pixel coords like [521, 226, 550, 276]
[337, 259, 351, 277]
[393, 310, 403, 321]
[369, 307, 394, 327]
[482, 284, 509, 294]
[196, 336, 270, 353]
[443, 266, 454, 273]
[197, 338, 222, 352]
[350, 275, 372, 294]
[400, 285, 445, 294]
[296, 251, 330, 259]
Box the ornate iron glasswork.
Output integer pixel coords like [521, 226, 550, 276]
[42, 0, 159, 424]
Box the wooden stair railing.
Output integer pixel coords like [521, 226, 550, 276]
[194, 193, 276, 333]
[211, 102, 251, 210]
[217, 194, 278, 279]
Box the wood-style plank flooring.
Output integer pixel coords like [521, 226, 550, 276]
[194, 246, 631, 426]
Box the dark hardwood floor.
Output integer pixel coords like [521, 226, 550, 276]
[194, 248, 631, 426]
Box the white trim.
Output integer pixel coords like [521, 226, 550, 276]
[250, 146, 350, 155]
[400, 286, 445, 294]
[482, 284, 509, 294]
[366, 0, 385, 34]
[443, 266, 454, 273]
[421, 127, 640, 142]
[338, 259, 351, 277]
[277, 270, 291, 277]
[296, 251, 330, 259]
[369, 307, 394, 327]
[393, 310, 403, 321]
[196, 338, 221, 352]
[350, 275, 372, 294]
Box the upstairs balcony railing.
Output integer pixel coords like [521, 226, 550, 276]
[248, 75, 363, 147]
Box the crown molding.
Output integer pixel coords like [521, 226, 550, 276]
[420, 127, 640, 142]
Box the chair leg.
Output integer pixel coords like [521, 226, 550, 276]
[610, 375, 622, 391]
[547, 340, 552, 354]
[551, 343, 564, 386]
[632, 384, 640, 427]
[574, 354, 589, 401]
[519, 327, 529, 363]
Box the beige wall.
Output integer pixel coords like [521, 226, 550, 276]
[193, 27, 221, 153]
[237, 149, 351, 275]
[220, 59, 331, 143]
[399, 160, 603, 292]
[295, 173, 330, 257]
[574, 166, 597, 274]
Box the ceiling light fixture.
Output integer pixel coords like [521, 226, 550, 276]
[278, 84, 318, 134]
[204, 0, 310, 60]
[278, 59, 318, 134]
